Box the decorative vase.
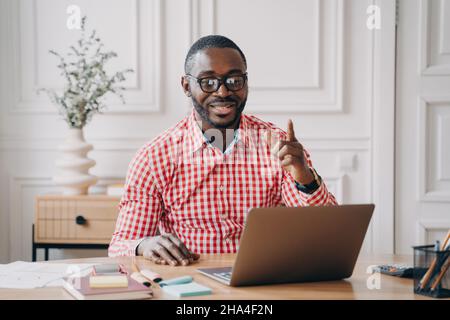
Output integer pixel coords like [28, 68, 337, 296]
[53, 128, 98, 195]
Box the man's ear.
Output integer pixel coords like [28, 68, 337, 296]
[181, 76, 191, 97]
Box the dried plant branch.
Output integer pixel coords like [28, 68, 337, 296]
[38, 16, 134, 129]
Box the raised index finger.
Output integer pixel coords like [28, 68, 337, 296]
[287, 119, 296, 142]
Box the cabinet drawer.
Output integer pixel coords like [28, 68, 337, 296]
[35, 195, 120, 244]
[36, 199, 119, 220]
[36, 219, 118, 244]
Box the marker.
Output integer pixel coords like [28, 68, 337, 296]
[140, 269, 163, 283]
[158, 275, 193, 287]
[130, 272, 152, 287]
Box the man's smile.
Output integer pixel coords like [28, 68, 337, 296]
[208, 102, 237, 116]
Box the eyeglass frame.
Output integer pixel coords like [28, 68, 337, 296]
[185, 72, 248, 93]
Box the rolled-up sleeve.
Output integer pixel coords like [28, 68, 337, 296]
[108, 147, 163, 257]
[281, 148, 338, 207]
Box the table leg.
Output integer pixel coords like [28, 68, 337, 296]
[32, 245, 36, 262]
[32, 224, 36, 262]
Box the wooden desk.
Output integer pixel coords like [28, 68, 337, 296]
[0, 254, 436, 300]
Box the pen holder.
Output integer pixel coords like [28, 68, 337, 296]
[413, 245, 450, 298]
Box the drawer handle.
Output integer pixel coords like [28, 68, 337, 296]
[75, 215, 87, 225]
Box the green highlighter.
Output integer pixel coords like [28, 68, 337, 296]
[158, 275, 193, 287]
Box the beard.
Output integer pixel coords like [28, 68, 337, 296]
[190, 94, 247, 129]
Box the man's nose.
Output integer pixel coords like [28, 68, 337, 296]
[214, 82, 231, 97]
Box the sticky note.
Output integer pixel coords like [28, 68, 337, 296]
[162, 282, 212, 297]
[89, 275, 128, 288]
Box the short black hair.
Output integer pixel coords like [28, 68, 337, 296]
[184, 35, 247, 74]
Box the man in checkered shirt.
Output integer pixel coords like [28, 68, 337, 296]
[108, 35, 338, 265]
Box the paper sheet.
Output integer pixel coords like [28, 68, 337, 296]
[0, 261, 95, 289]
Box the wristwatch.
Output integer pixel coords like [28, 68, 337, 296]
[294, 168, 322, 194]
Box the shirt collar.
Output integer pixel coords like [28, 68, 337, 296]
[188, 109, 249, 154]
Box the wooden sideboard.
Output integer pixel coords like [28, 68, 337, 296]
[33, 195, 121, 261]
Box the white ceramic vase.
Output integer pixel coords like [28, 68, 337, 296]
[53, 128, 98, 195]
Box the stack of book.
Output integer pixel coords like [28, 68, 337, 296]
[63, 275, 152, 300]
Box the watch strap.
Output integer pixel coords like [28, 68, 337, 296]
[294, 168, 322, 194]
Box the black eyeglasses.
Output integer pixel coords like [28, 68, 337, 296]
[185, 73, 248, 93]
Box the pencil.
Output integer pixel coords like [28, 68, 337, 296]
[430, 257, 450, 292]
[418, 229, 450, 290]
[442, 230, 450, 250]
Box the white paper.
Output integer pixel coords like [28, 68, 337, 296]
[0, 261, 95, 289]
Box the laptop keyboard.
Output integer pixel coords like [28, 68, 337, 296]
[213, 271, 232, 282]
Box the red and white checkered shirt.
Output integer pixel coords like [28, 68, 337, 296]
[108, 110, 337, 256]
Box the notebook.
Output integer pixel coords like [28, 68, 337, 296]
[62, 275, 152, 300]
[162, 282, 212, 298]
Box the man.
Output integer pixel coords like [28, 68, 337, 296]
[108, 35, 337, 265]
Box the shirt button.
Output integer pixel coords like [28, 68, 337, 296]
[219, 185, 224, 191]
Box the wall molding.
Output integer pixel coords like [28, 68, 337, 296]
[416, 219, 450, 245]
[8, 0, 163, 115]
[0, 137, 148, 151]
[324, 174, 345, 204]
[419, 0, 450, 76]
[418, 95, 450, 202]
[439, 0, 450, 55]
[9, 176, 54, 261]
[190, 0, 344, 113]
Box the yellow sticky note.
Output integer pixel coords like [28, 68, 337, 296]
[89, 275, 128, 288]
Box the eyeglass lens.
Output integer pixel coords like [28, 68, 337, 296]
[199, 75, 246, 92]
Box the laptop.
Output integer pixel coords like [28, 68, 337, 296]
[197, 204, 374, 286]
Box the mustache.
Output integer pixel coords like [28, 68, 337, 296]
[207, 96, 240, 105]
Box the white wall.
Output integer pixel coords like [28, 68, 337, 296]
[0, 0, 395, 262]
